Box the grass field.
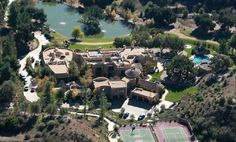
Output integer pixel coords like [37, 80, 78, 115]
[151, 71, 163, 82]
[165, 86, 198, 102]
[119, 127, 156, 142]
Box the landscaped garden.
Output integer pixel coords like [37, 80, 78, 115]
[165, 86, 198, 102]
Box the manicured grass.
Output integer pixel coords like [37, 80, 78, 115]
[51, 32, 69, 43]
[165, 86, 198, 102]
[151, 71, 162, 82]
[69, 43, 115, 51]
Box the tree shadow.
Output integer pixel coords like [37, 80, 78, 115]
[212, 29, 233, 41]
[191, 28, 213, 40]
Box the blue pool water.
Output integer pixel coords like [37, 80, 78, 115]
[192, 56, 210, 64]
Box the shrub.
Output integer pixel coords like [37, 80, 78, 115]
[37, 123, 46, 132]
[47, 120, 58, 131]
[113, 37, 131, 48]
[24, 134, 31, 140]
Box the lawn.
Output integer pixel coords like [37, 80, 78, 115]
[165, 86, 198, 102]
[51, 32, 114, 43]
[69, 43, 115, 51]
[151, 71, 163, 82]
[180, 27, 193, 37]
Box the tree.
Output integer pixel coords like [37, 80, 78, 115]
[194, 13, 215, 32]
[79, 17, 101, 35]
[218, 10, 234, 31]
[218, 40, 230, 55]
[68, 61, 79, 80]
[30, 103, 40, 116]
[210, 54, 233, 74]
[133, 31, 151, 47]
[79, 65, 93, 87]
[56, 88, 65, 105]
[41, 81, 52, 108]
[99, 92, 108, 122]
[83, 6, 104, 19]
[121, 0, 137, 12]
[0, 0, 9, 25]
[59, 108, 68, 116]
[166, 55, 196, 86]
[228, 34, 236, 54]
[71, 26, 83, 40]
[81, 88, 93, 118]
[19, 101, 29, 115]
[0, 80, 16, 104]
[45, 104, 57, 116]
[145, 4, 176, 27]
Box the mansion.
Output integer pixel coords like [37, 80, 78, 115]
[42, 47, 165, 103]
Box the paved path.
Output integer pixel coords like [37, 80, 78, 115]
[77, 41, 114, 45]
[165, 28, 219, 45]
[19, 32, 49, 102]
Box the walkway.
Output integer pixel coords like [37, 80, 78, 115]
[77, 41, 113, 45]
[19, 32, 49, 102]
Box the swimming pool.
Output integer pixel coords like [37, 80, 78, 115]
[192, 56, 210, 64]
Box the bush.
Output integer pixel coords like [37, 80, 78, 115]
[34, 132, 42, 138]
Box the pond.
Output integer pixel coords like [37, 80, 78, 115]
[35, 2, 132, 38]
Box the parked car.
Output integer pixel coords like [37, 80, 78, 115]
[20, 74, 26, 81]
[138, 114, 145, 121]
[35, 60, 40, 66]
[24, 86, 29, 92]
[30, 88, 35, 93]
[31, 57, 35, 63]
[123, 112, 129, 119]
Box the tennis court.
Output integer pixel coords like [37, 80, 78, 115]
[162, 127, 189, 142]
[119, 127, 156, 142]
[153, 122, 192, 142]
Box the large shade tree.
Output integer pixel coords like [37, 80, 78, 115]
[194, 13, 215, 32]
[210, 54, 233, 74]
[166, 55, 196, 86]
[72, 26, 84, 40]
[0, 80, 16, 104]
[145, 4, 176, 27]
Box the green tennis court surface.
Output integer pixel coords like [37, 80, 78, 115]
[120, 127, 155, 142]
[162, 128, 189, 142]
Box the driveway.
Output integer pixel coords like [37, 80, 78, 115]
[19, 32, 49, 102]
